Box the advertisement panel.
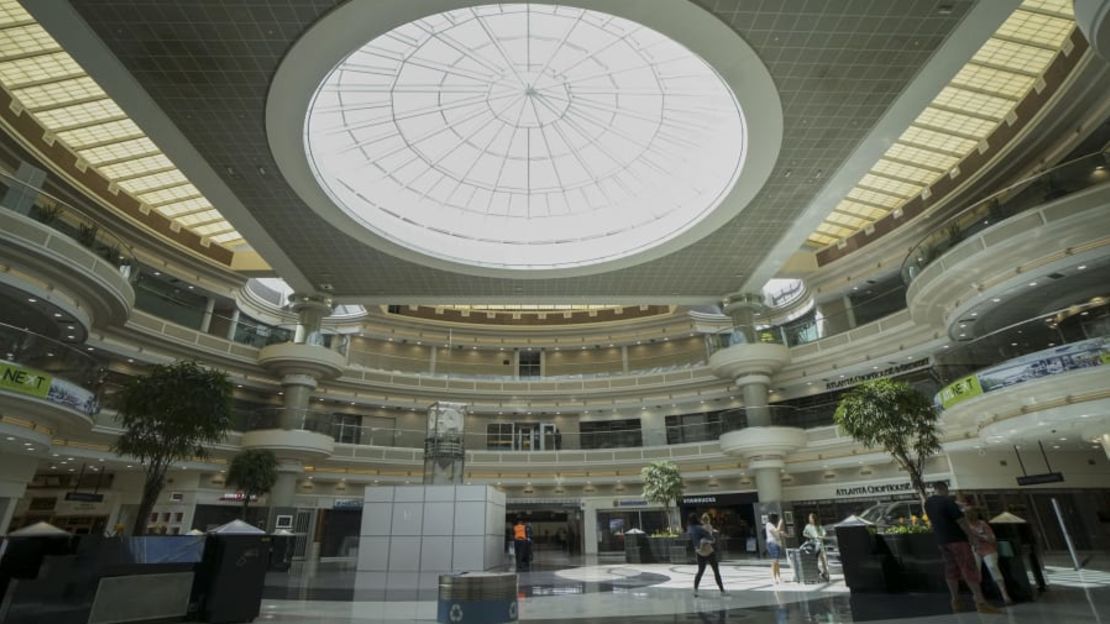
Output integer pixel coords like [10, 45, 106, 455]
[0, 362, 52, 398]
[0, 360, 99, 415]
[935, 336, 1109, 410]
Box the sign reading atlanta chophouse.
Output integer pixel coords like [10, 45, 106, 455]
[834, 479, 949, 498]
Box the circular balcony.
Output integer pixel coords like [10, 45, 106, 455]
[719, 426, 807, 464]
[706, 333, 790, 381]
[0, 322, 102, 433]
[903, 151, 1110, 332]
[0, 171, 137, 327]
[257, 341, 347, 379]
[238, 408, 335, 460]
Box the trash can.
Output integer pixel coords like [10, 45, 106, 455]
[192, 520, 269, 623]
[791, 546, 823, 584]
[437, 572, 518, 624]
[268, 530, 295, 572]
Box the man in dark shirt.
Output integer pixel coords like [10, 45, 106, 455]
[924, 481, 999, 614]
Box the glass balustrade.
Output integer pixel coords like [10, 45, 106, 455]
[0, 170, 139, 282]
[232, 404, 827, 452]
[933, 297, 1109, 408]
[902, 150, 1110, 284]
[0, 322, 103, 415]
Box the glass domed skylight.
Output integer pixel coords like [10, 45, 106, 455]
[305, 3, 746, 270]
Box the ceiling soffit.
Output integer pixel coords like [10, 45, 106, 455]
[61, 0, 981, 301]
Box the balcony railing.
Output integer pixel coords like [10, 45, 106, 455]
[0, 322, 103, 415]
[0, 170, 138, 283]
[933, 298, 1109, 404]
[232, 405, 821, 452]
[902, 150, 1110, 285]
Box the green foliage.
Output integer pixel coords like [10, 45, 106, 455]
[113, 361, 232, 534]
[641, 460, 684, 528]
[227, 449, 279, 519]
[881, 523, 932, 535]
[834, 379, 940, 503]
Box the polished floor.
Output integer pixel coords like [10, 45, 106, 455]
[253, 553, 1110, 623]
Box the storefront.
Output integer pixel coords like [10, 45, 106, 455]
[317, 499, 363, 559]
[680, 492, 758, 559]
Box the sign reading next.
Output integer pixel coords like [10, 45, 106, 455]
[1016, 472, 1064, 486]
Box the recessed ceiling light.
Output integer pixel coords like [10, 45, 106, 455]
[1028, 282, 1037, 287]
[27, 298, 37, 303]
[1077, 265, 1087, 270]
[992, 298, 1001, 303]
[53, 312, 62, 318]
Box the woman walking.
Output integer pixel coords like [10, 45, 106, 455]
[803, 513, 830, 581]
[687, 513, 726, 597]
[765, 513, 785, 584]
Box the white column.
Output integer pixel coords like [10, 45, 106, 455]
[621, 346, 629, 373]
[269, 461, 303, 508]
[225, 308, 240, 341]
[199, 297, 215, 333]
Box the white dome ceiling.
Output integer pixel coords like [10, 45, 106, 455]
[304, 3, 747, 271]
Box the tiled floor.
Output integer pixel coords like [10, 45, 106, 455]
[252, 558, 1110, 623]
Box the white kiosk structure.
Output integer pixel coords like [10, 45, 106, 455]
[358, 402, 505, 577]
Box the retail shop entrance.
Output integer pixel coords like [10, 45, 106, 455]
[506, 502, 583, 563]
[679, 492, 758, 560]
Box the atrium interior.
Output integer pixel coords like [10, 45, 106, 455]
[0, 1, 1108, 623]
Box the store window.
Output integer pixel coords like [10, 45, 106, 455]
[519, 351, 541, 378]
[579, 419, 642, 449]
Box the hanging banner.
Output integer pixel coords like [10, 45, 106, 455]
[936, 336, 1109, 410]
[1, 360, 99, 416]
[0, 362, 51, 398]
[936, 374, 983, 410]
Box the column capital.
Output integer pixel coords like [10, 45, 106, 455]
[289, 293, 334, 315]
[721, 291, 766, 314]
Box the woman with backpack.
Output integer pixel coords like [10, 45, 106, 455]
[687, 513, 727, 596]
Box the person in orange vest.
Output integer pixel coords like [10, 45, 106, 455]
[513, 518, 533, 570]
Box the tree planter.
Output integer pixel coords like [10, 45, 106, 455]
[837, 526, 945, 593]
[625, 537, 694, 564]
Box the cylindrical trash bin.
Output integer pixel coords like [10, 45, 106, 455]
[438, 572, 518, 624]
[268, 533, 295, 572]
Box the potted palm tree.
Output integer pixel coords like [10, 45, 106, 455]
[225, 449, 279, 523]
[640, 460, 688, 563]
[113, 361, 232, 535]
[834, 379, 944, 592]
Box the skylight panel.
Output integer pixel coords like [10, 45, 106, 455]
[973, 39, 1056, 74]
[57, 119, 143, 148]
[998, 11, 1074, 47]
[916, 107, 998, 139]
[0, 51, 81, 86]
[0, 1, 31, 27]
[836, 200, 887, 220]
[12, 76, 105, 110]
[884, 143, 961, 172]
[0, 24, 60, 59]
[858, 174, 922, 199]
[847, 188, 903, 209]
[98, 154, 174, 179]
[33, 99, 123, 129]
[0, 2, 248, 254]
[934, 86, 1018, 119]
[157, 197, 212, 217]
[192, 222, 236, 236]
[116, 169, 189, 194]
[304, 3, 748, 270]
[826, 212, 869, 228]
[139, 184, 201, 206]
[77, 137, 158, 164]
[1019, 0, 1073, 17]
[871, 159, 939, 184]
[175, 210, 223, 226]
[900, 126, 978, 155]
[949, 65, 1035, 99]
[208, 232, 245, 244]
